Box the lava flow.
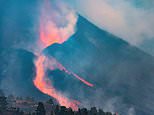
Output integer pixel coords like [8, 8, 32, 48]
[33, 55, 80, 110]
[33, 0, 94, 110]
[56, 59, 94, 87]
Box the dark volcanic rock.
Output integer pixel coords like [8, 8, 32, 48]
[45, 16, 154, 115]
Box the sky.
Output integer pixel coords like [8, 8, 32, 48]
[64, 0, 154, 56]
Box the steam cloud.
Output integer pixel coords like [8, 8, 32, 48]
[37, 0, 77, 51]
[33, 0, 93, 110]
[65, 0, 154, 46]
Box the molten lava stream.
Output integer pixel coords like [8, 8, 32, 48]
[56, 60, 94, 87]
[33, 55, 80, 110]
[33, 0, 94, 110]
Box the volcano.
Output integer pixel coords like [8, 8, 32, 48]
[1, 12, 154, 114]
[45, 15, 154, 115]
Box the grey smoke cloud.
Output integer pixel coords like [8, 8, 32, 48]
[36, 0, 77, 53]
[64, 0, 154, 50]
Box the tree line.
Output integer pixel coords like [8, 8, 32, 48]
[0, 89, 118, 115]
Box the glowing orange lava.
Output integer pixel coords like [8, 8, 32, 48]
[33, 0, 94, 110]
[33, 55, 80, 110]
[56, 59, 94, 87]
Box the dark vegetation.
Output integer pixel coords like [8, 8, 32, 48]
[0, 90, 117, 115]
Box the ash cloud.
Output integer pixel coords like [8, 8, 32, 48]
[64, 0, 154, 55]
[37, 0, 78, 52]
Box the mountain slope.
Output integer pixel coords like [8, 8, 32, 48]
[0, 48, 49, 99]
[46, 16, 154, 115]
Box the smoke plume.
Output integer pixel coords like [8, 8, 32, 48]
[37, 0, 78, 51]
[65, 0, 154, 48]
[33, 0, 93, 110]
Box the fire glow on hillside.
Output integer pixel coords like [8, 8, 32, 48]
[33, 0, 94, 110]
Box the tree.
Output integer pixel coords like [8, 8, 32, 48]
[46, 98, 54, 105]
[90, 107, 97, 115]
[80, 108, 88, 115]
[74, 108, 81, 115]
[54, 105, 60, 115]
[50, 110, 55, 115]
[67, 107, 74, 115]
[36, 102, 46, 115]
[105, 112, 112, 115]
[59, 106, 67, 115]
[98, 109, 105, 115]
[20, 110, 24, 115]
[32, 112, 36, 115]
[0, 96, 8, 113]
[16, 108, 20, 115]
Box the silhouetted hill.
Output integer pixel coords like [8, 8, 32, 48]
[45, 15, 154, 115]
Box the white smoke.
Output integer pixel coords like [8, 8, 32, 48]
[37, 0, 77, 51]
[65, 0, 154, 46]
